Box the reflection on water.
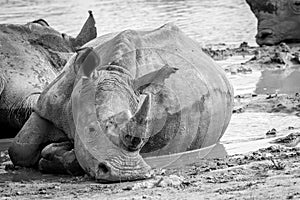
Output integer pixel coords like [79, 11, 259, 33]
[222, 112, 300, 144]
[221, 112, 300, 154]
[256, 66, 300, 95]
[0, 0, 257, 46]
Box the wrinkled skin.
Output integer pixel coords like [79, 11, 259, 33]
[246, 0, 300, 45]
[0, 11, 96, 137]
[9, 24, 233, 182]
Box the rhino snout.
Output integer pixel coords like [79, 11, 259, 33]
[257, 29, 273, 39]
[95, 156, 152, 182]
[256, 29, 279, 45]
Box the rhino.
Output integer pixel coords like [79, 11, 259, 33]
[246, 0, 300, 45]
[0, 11, 96, 138]
[9, 23, 233, 182]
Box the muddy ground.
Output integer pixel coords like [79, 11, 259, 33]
[1, 43, 300, 200]
[1, 144, 299, 199]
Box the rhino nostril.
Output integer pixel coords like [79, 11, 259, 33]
[131, 137, 142, 147]
[98, 163, 109, 174]
[124, 135, 143, 150]
[258, 30, 273, 39]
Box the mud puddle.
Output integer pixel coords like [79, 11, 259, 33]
[217, 53, 300, 155]
[255, 66, 300, 95]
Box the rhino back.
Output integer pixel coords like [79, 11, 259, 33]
[0, 24, 58, 128]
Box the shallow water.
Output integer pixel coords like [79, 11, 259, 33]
[256, 66, 300, 95]
[218, 57, 300, 154]
[0, 0, 257, 46]
[222, 112, 300, 143]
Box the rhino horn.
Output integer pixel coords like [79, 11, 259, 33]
[119, 94, 152, 151]
[133, 94, 151, 126]
[72, 10, 97, 48]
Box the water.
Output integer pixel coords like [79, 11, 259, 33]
[1, 0, 297, 155]
[219, 58, 300, 154]
[256, 66, 300, 95]
[0, 0, 257, 46]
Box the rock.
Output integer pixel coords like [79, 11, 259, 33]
[156, 175, 184, 187]
[266, 128, 277, 136]
[271, 132, 300, 147]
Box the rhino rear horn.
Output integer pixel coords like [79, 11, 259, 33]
[73, 10, 97, 48]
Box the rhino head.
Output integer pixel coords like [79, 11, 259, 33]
[71, 48, 153, 182]
[246, 0, 300, 45]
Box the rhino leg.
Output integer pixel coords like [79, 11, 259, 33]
[9, 112, 68, 167]
[38, 142, 84, 176]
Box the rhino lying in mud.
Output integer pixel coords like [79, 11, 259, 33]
[246, 0, 300, 45]
[9, 24, 233, 182]
[0, 11, 96, 137]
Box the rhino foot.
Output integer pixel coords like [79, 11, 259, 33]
[39, 142, 84, 176]
[9, 112, 69, 168]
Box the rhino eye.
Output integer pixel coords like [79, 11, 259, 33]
[289, 0, 300, 14]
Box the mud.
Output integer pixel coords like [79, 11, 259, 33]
[1, 42, 300, 199]
[1, 144, 299, 199]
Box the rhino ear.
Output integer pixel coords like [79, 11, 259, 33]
[31, 19, 50, 27]
[75, 47, 100, 77]
[73, 10, 97, 48]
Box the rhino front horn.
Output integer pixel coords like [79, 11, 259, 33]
[133, 94, 151, 126]
[120, 94, 152, 151]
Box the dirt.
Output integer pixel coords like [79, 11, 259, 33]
[1, 42, 300, 200]
[1, 144, 299, 200]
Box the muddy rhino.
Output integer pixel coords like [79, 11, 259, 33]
[0, 11, 96, 138]
[9, 24, 233, 182]
[246, 0, 300, 45]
